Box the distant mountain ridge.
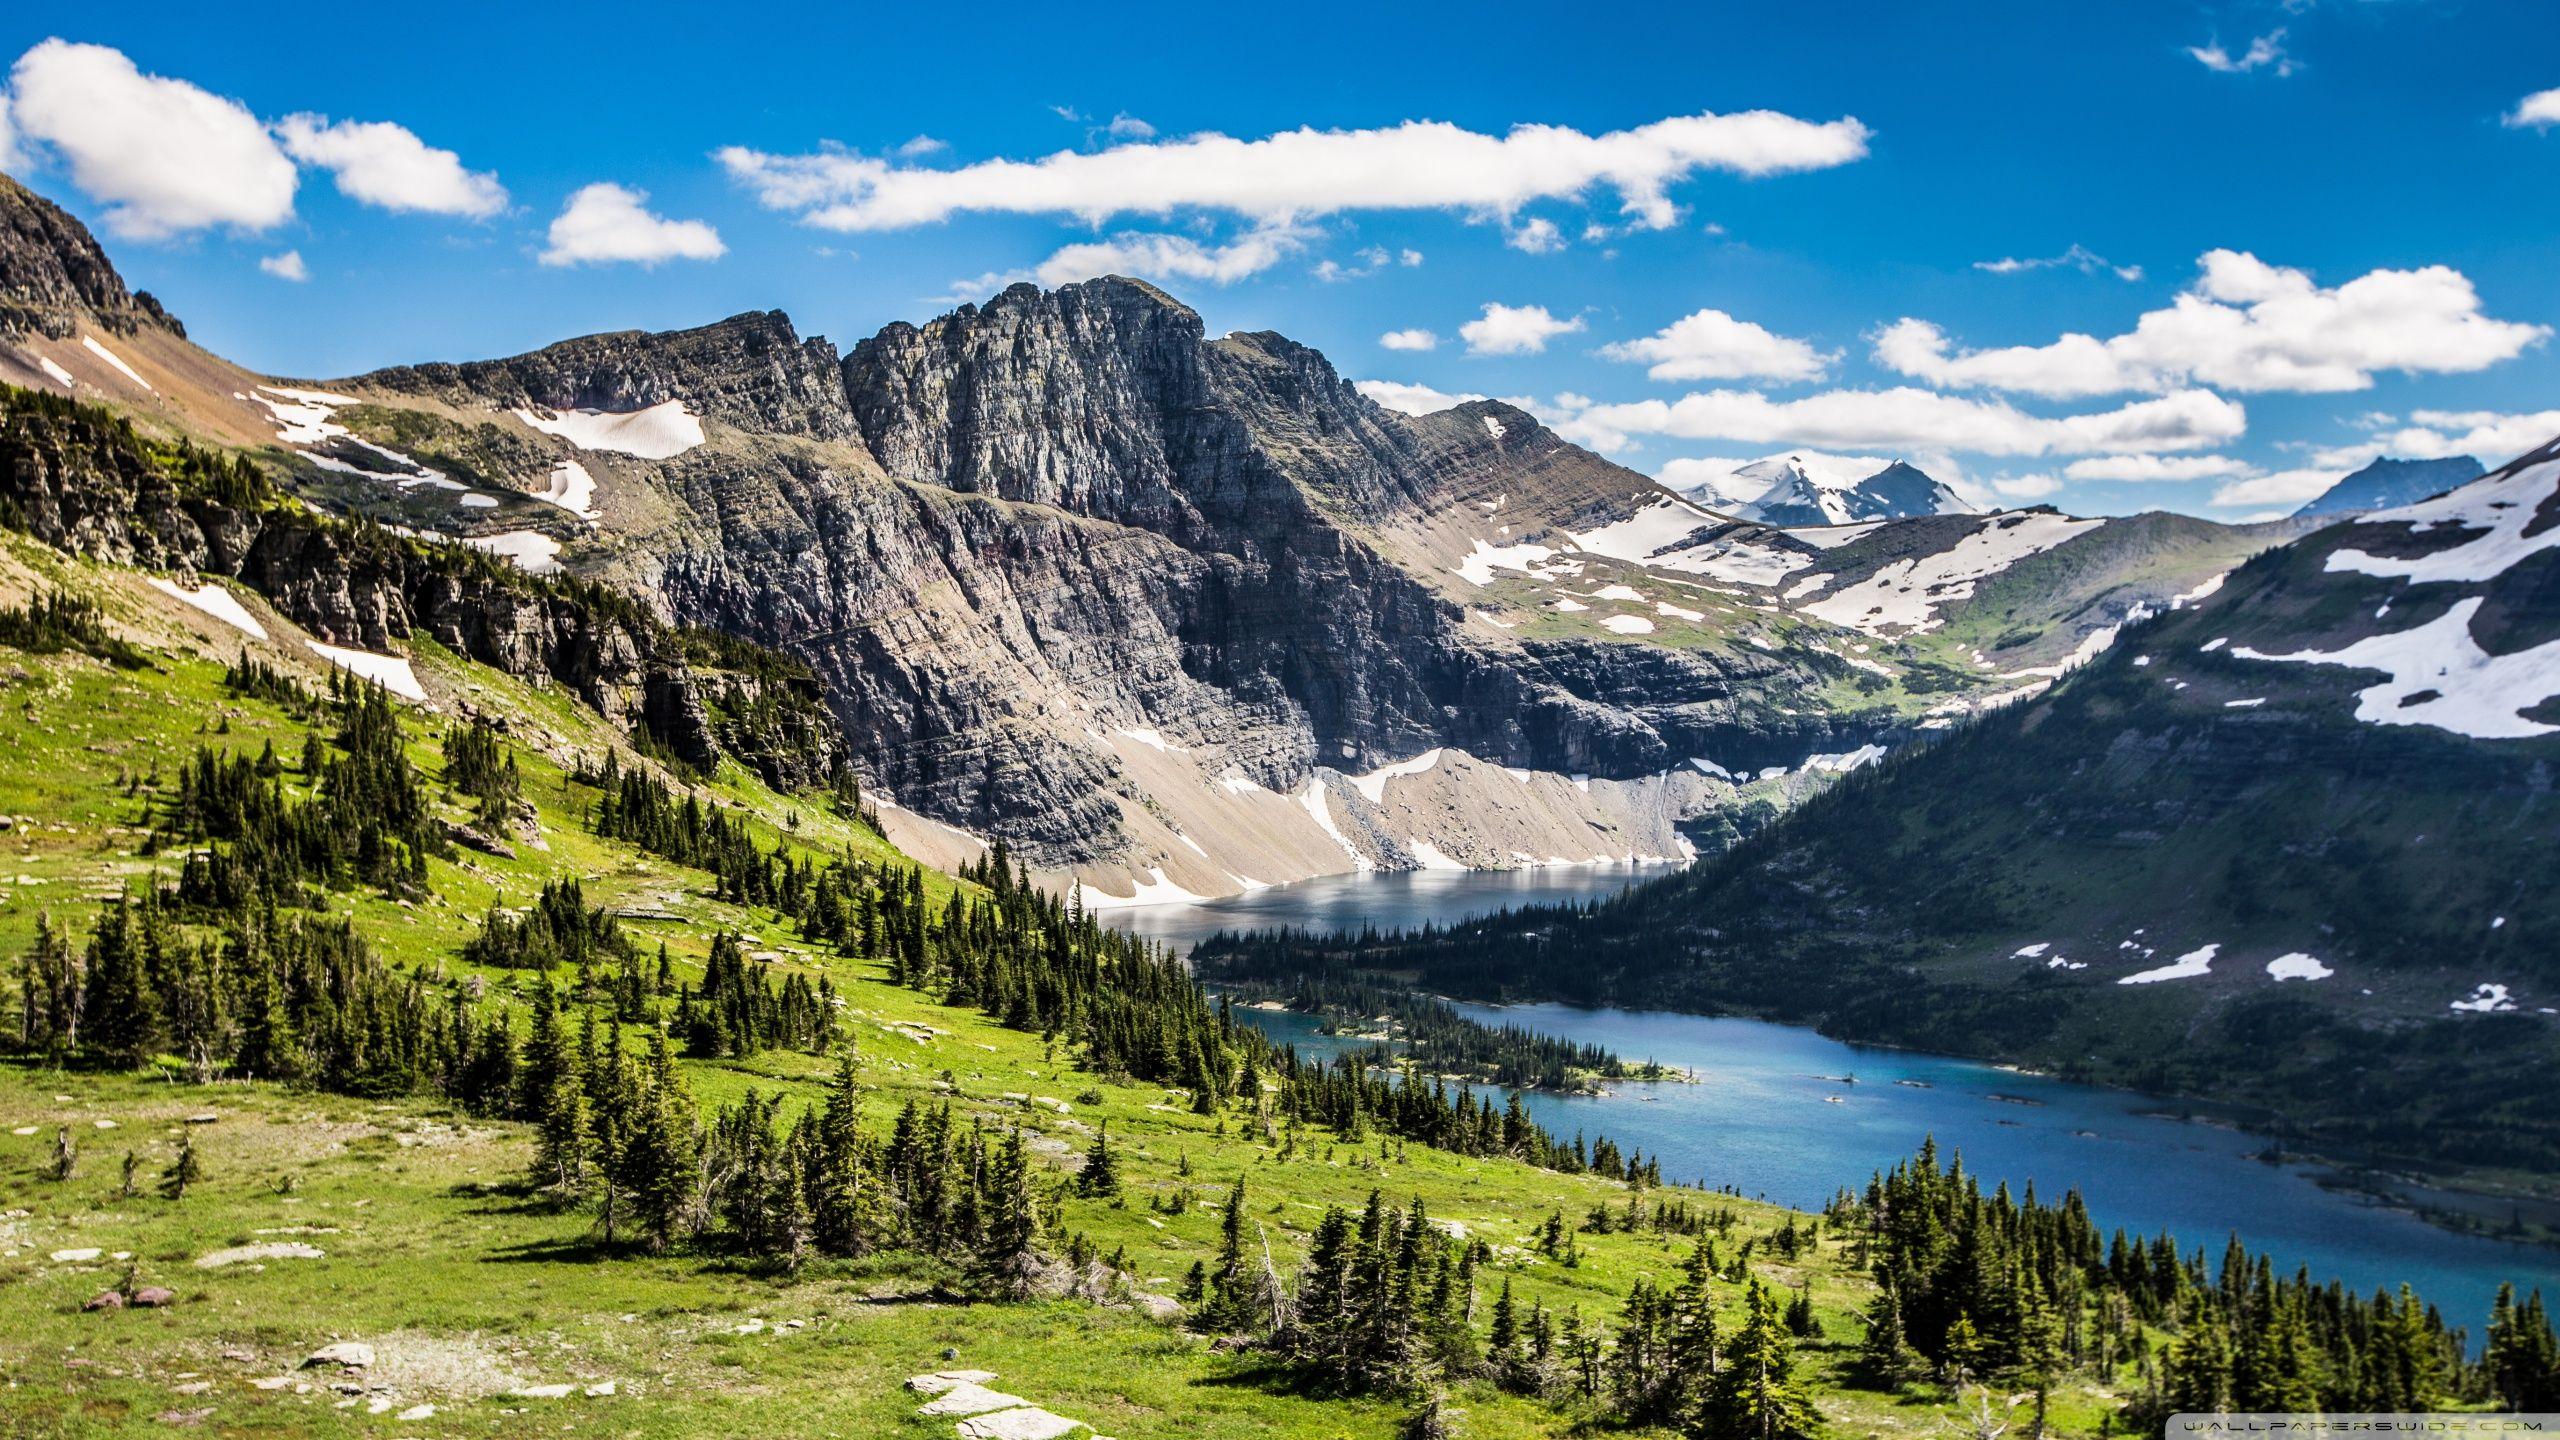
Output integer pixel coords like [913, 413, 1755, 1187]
[1212, 437, 2560, 1188]
[1671, 451, 1979, 526]
[2294, 454, 2481, 517]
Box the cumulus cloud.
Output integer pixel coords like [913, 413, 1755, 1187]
[2188, 30, 2294, 76]
[1379, 328, 1439, 352]
[7, 39, 296, 239]
[1989, 474, 2065, 500]
[2063, 453, 2257, 482]
[1506, 216, 1565, 254]
[1974, 244, 2142, 282]
[0, 92, 18, 173]
[716, 108, 1870, 234]
[2507, 88, 2560, 129]
[276, 114, 506, 217]
[1034, 222, 1308, 286]
[258, 250, 308, 282]
[1546, 385, 2246, 458]
[540, 183, 725, 267]
[1461, 303, 1583, 356]
[1874, 250, 2548, 398]
[1356, 379, 1489, 416]
[2208, 469, 2339, 508]
[2312, 408, 2560, 472]
[1598, 307, 1832, 382]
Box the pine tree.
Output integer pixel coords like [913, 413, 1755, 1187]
[160, 1134, 203, 1201]
[1076, 1122, 1121, 1199]
[975, 1129, 1043, 1299]
[1858, 1279, 1924, 1389]
[1702, 1278, 1820, 1440]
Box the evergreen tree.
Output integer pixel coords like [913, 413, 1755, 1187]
[160, 1134, 203, 1201]
[1076, 1122, 1121, 1199]
[1703, 1279, 1820, 1440]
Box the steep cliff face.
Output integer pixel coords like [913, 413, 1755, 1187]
[359, 310, 859, 443]
[0, 174, 2292, 895]
[0, 174, 184, 341]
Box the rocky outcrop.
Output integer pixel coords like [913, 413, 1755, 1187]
[357, 310, 858, 443]
[0, 174, 183, 341]
[0, 386, 836, 786]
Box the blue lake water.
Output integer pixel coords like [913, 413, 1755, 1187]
[1106, 865, 2560, 1329]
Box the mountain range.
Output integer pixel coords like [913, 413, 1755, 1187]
[1200, 437, 2560, 1190]
[2294, 453, 2483, 518]
[0, 170, 2305, 908]
[1672, 451, 1980, 526]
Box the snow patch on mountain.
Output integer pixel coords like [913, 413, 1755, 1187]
[513, 399, 705, 459]
[1799, 512, 2105, 635]
[2232, 596, 2560, 739]
[2327, 450, 2560, 587]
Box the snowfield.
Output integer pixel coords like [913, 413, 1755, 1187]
[1074, 867, 1208, 910]
[2327, 450, 2560, 586]
[514, 399, 706, 459]
[462, 531, 563, 575]
[1568, 498, 1813, 587]
[81, 336, 151, 391]
[535, 460, 600, 519]
[1600, 613, 1655, 635]
[1799, 513, 2103, 635]
[2266, 954, 2334, 982]
[2119, 943, 2219, 985]
[304, 641, 427, 702]
[1350, 749, 1444, 803]
[2233, 597, 2560, 740]
[1452, 539, 1566, 587]
[147, 578, 267, 639]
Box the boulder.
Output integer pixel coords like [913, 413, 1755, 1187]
[130, 1286, 177, 1307]
[82, 1290, 123, 1312]
[301, 1342, 374, 1370]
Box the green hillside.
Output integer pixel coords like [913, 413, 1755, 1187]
[1, 391, 2544, 1437]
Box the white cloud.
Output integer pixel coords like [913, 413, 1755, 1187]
[0, 91, 18, 173]
[1989, 473, 2065, 500]
[1035, 222, 1307, 286]
[2188, 30, 2295, 76]
[2313, 408, 2560, 472]
[258, 250, 308, 282]
[7, 40, 296, 239]
[1312, 245, 1397, 282]
[1548, 385, 2246, 458]
[895, 135, 947, 159]
[1598, 307, 1831, 382]
[539, 183, 725, 267]
[1506, 216, 1565, 254]
[1379, 328, 1439, 352]
[275, 114, 505, 218]
[2209, 469, 2338, 508]
[716, 108, 1870, 233]
[1103, 113, 1156, 141]
[1461, 302, 1583, 356]
[1399, 248, 1424, 267]
[1974, 244, 2141, 282]
[1874, 250, 2548, 398]
[2063, 453, 2257, 482]
[1356, 379, 1487, 416]
[2507, 88, 2560, 129]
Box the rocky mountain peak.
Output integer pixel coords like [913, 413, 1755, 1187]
[353, 308, 859, 443]
[0, 172, 184, 341]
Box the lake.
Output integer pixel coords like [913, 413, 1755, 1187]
[1105, 864, 2560, 1328]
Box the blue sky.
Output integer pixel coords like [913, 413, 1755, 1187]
[3, 0, 2556, 518]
